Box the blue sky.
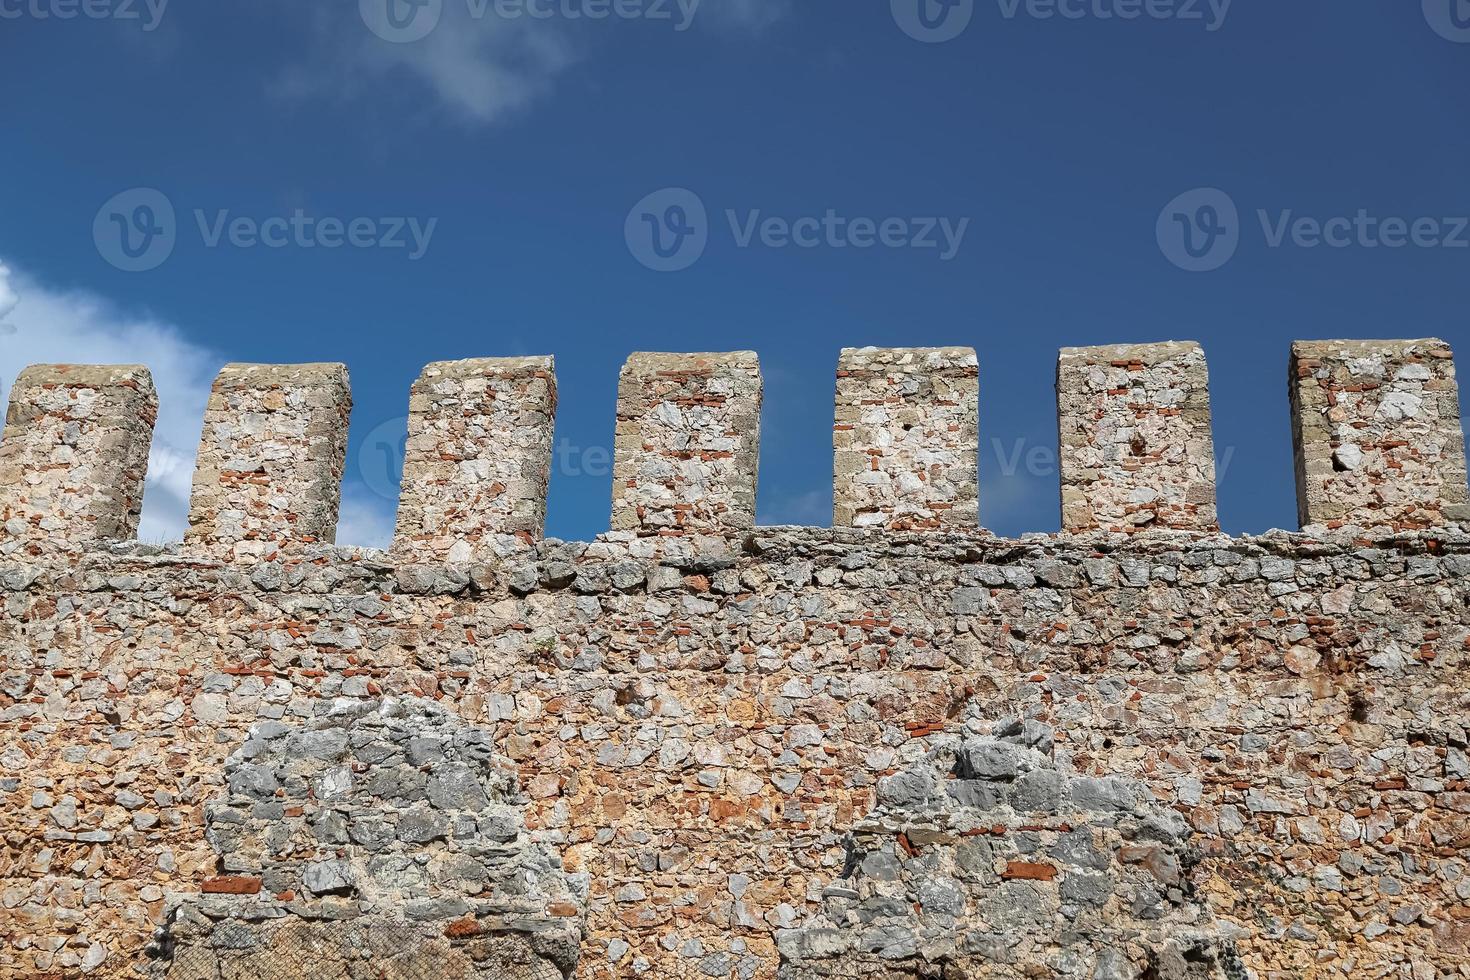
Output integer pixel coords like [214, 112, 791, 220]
[1, 0, 1467, 546]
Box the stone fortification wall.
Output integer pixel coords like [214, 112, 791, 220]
[1, 341, 1467, 980]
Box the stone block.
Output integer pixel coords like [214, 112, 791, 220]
[611, 351, 762, 537]
[833, 347, 978, 531]
[393, 356, 557, 563]
[1289, 339, 1467, 529]
[0, 363, 156, 554]
[1057, 342, 1216, 533]
[186, 363, 351, 560]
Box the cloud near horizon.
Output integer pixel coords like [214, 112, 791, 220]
[0, 262, 396, 549]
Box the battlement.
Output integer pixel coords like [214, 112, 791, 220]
[184, 362, 352, 562]
[1289, 339, 1467, 530]
[610, 351, 763, 550]
[0, 363, 156, 555]
[1, 341, 1465, 564]
[394, 356, 557, 565]
[834, 346, 978, 532]
[1057, 341, 1216, 533]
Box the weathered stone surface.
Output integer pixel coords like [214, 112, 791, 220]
[0, 364, 157, 556]
[2, 523, 1465, 979]
[1058, 342, 1217, 533]
[610, 351, 762, 545]
[394, 357, 557, 564]
[1290, 338, 1467, 530]
[833, 347, 979, 532]
[185, 363, 351, 562]
[156, 918, 565, 980]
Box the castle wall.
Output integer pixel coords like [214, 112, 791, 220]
[1, 342, 1467, 980]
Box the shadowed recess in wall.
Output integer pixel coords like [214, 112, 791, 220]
[158, 921, 567, 980]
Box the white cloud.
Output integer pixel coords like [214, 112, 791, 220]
[0, 262, 397, 549]
[0, 263, 18, 323]
[276, 4, 577, 128]
[366, 13, 577, 125]
[277, 0, 790, 127]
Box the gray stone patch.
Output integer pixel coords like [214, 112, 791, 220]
[777, 721, 1231, 979]
[153, 698, 586, 979]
